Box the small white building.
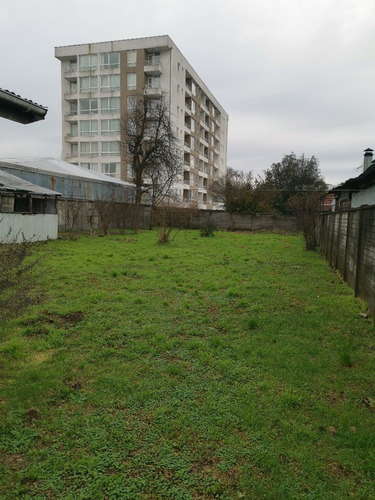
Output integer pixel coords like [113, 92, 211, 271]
[331, 148, 375, 210]
[0, 169, 60, 243]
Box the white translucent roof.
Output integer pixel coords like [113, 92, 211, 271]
[0, 169, 60, 195]
[0, 158, 133, 187]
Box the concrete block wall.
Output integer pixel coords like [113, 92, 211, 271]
[320, 206, 375, 319]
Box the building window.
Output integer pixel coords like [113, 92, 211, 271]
[147, 52, 160, 65]
[191, 82, 197, 96]
[191, 119, 195, 133]
[127, 95, 137, 110]
[101, 97, 120, 113]
[80, 162, 99, 172]
[102, 162, 119, 177]
[100, 74, 120, 91]
[101, 142, 120, 157]
[71, 143, 78, 157]
[69, 81, 77, 94]
[69, 101, 78, 115]
[147, 75, 160, 89]
[146, 120, 158, 136]
[127, 50, 137, 67]
[80, 98, 98, 114]
[80, 76, 98, 93]
[100, 52, 120, 69]
[80, 120, 98, 136]
[69, 123, 78, 137]
[69, 59, 77, 71]
[101, 119, 120, 135]
[79, 54, 97, 71]
[127, 163, 133, 177]
[127, 73, 137, 90]
[191, 100, 196, 114]
[80, 142, 98, 157]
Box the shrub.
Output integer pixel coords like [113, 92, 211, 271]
[0, 241, 44, 320]
[200, 220, 217, 237]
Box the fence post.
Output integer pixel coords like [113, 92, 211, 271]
[354, 207, 364, 297]
[335, 211, 342, 269]
[343, 210, 351, 281]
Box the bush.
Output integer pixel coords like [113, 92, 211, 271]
[200, 220, 217, 237]
[0, 241, 44, 320]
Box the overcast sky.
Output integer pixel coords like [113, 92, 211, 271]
[1, 0, 374, 185]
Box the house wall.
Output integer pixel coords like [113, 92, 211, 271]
[0, 214, 58, 243]
[319, 206, 375, 318]
[352, 185, 375, 208]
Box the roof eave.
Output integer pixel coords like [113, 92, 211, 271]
[0, 89, 48, 124]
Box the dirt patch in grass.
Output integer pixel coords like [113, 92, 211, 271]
[40, 311, 85, 328]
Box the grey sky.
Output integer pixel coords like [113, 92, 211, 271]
[1, 0, 374, 185]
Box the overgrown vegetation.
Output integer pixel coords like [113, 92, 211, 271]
[200, 219, 217, 237]
[0, 241, 44, 320]
[211, 153, 327, 215]
[153, 201, 197, 243]
[1, 231, 374, 498]
[288, 192, 322, 250]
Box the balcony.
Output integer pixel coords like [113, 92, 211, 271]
[65, 133, 78, 141]
[144, 63, 162, 75]
[64, 67, 77, 77]
[64, 90, 78, 99]
[65, 111, 78, 120]
[144, 84, 162, 96]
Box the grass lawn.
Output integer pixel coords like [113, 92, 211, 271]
[1, 230, 374, 499]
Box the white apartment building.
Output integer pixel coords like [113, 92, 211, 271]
[55, 35, 228, 209]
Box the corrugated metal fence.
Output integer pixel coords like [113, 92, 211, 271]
[319, 206, 375, 318]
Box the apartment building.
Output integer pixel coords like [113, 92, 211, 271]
[55, 35, 228, 209]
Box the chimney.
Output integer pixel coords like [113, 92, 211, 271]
[363, 148, 373, 171]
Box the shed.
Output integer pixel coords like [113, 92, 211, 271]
[0, 169, 60, 243]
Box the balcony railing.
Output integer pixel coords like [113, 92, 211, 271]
[79, 65, 97, 72]
[64, 66, 77, 73]
[145, 83, 161, 90]
[80, 152, 99, 157]
[100, 63, 120, 70]
[100, 86, 120, 92]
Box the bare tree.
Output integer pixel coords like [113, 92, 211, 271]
[122, 93, 183, 215]
[153, 199, 198, 243]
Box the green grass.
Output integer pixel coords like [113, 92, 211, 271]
[1, 230, 374, 499]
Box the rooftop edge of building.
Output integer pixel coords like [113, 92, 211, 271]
[55, 34, 174, 57]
